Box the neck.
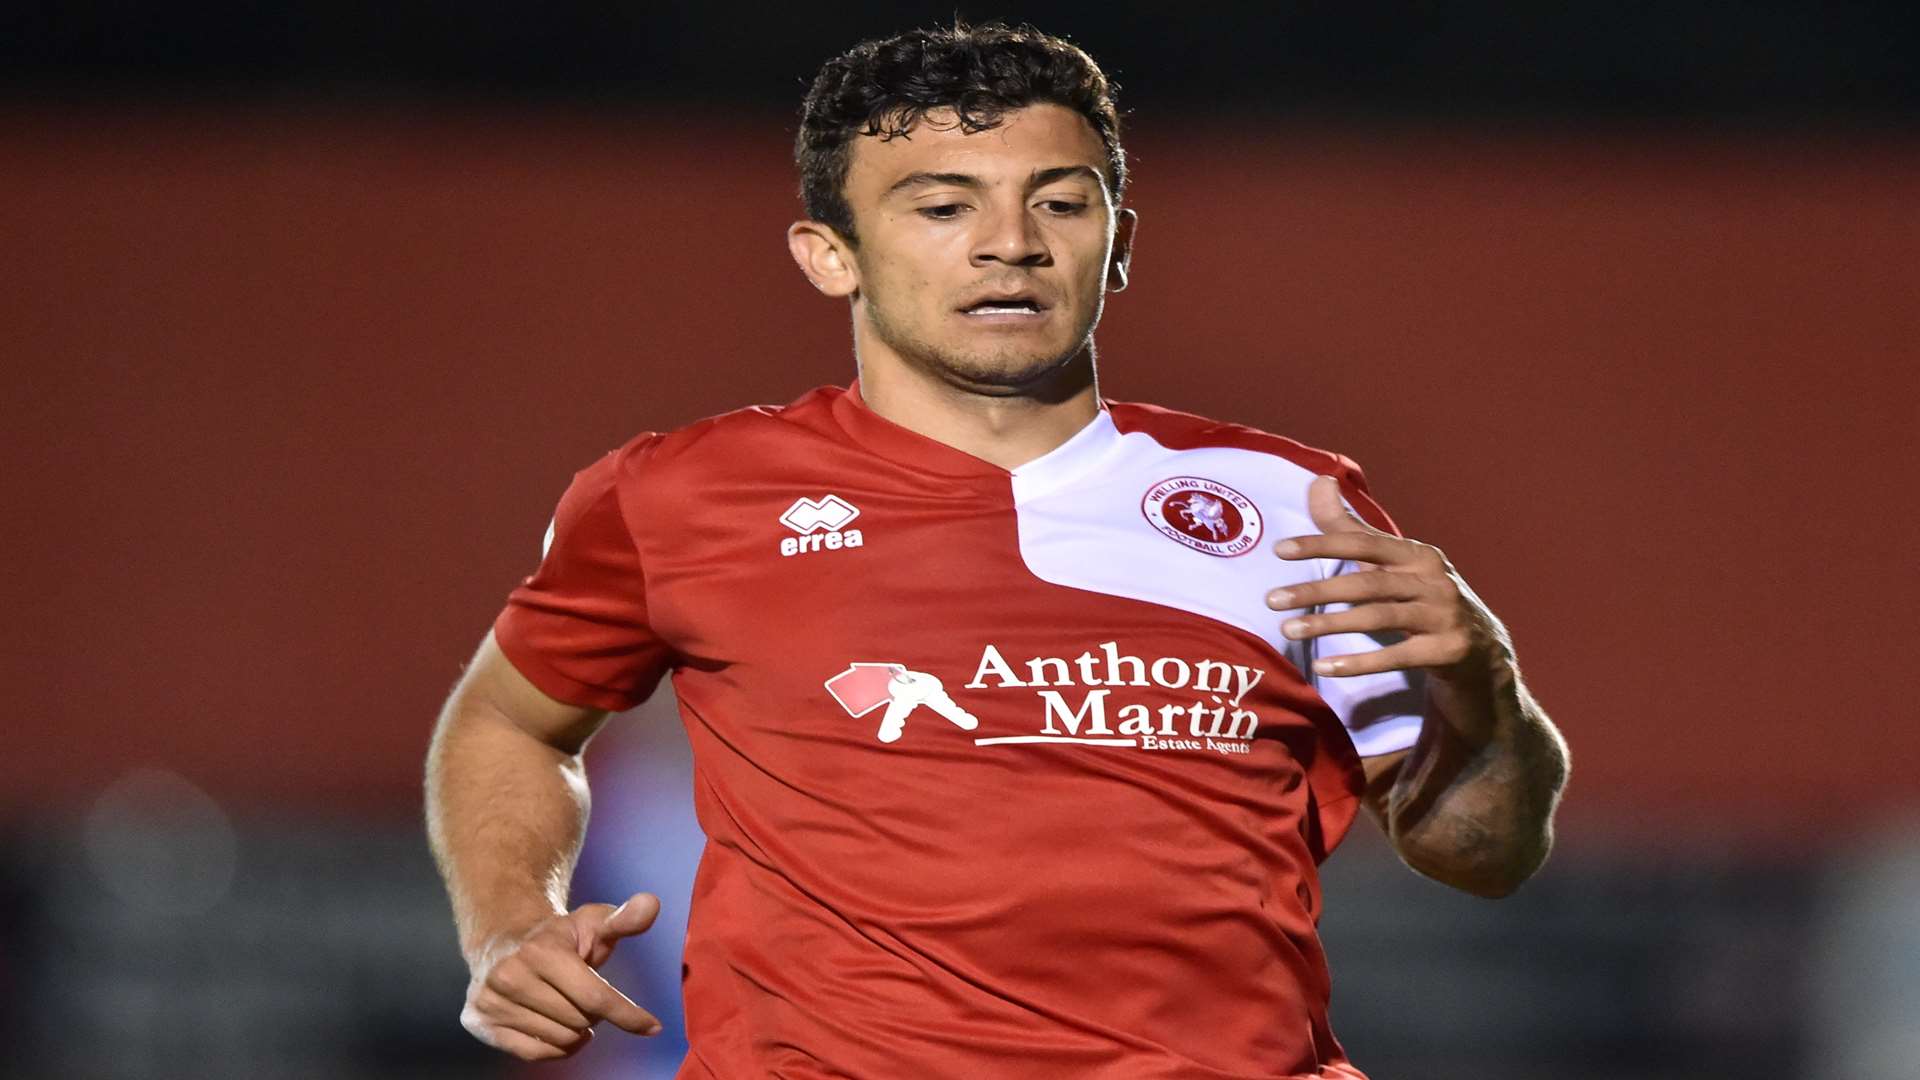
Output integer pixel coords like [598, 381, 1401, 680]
[855, 351, 1101, 471]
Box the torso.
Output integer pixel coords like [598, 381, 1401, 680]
[502, 385, 1416, 1078]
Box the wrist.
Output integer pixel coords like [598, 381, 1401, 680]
[1425, 648, 1524, 749]
[461, 900, 568, 971]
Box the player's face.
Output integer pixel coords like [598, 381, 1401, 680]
[836, 104, 1131, 395]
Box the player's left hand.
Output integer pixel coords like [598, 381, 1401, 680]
[1265, 475, 1509, 685]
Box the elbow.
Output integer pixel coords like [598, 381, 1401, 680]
[1452, 852, 1546, 899]
[1395, 821, 1555, 899]
[1386, 730, 1569, 898]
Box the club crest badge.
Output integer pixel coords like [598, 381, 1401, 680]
[1141, 476, 1263, 557]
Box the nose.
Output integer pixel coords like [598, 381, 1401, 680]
[969, 201, 1051, 268]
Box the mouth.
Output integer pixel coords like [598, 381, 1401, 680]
[958, 293, 1049, 320]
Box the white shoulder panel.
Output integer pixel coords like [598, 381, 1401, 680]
[1009, 413, 1423, 758]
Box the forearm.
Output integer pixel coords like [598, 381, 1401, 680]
[426, 697, 592, 966]
[1382, 655, 1568, 897]
[1268, 475, 1569, 895]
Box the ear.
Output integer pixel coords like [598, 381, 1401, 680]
[1106, 208, 1137, 293]
[787, 220, 860, 299]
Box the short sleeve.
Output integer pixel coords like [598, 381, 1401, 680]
[492, 441, 673, 712]
[1309, 459, 1425, 758]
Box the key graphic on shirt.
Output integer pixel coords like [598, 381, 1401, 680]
[876, 670, 979, 743]
[824, 663, 979, 744]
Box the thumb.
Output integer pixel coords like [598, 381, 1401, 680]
[1307, 474, 1371, 535]
[573, 892, 660, 967]
[598, 892, 662, 942]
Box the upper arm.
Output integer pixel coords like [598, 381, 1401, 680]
[486, 439, 675, 715]
[447, 630, 612, 756]
[1359, 747, 1411, 828]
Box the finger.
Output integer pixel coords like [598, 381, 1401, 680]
[1274, 530, 1437, 569]
[475, 993, 595, 1053]
[484, 956, 595, 1030]
[510, 932, 658, 1034]
[1282, 602, 1437, 642]
[546, 957, 664, 1037]
[1306, 474, 1377, 536]
[462, 1003, 572, 1061]
[1312, 634, 1469, 678]
[1267, 570, 1439, 611]
[484, 1025, 574, 1061]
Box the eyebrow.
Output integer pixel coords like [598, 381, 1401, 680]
[883, 165, 1105, 199]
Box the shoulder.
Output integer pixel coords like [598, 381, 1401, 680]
[594, 385, 845, 482]
[1106, 399, 1367, 483]
[1104, 399, 1396, 535]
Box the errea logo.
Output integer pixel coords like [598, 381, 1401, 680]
[779, 494, 866, 557]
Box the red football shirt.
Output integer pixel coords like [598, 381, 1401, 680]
[494, 384, 1421, 1079]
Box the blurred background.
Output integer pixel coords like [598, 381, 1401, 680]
[3, 2, 1916, 1078]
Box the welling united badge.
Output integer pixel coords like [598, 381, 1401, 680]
[1141, 476, 1263, 557]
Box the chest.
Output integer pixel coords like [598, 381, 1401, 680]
[636, 463, 1334, 770]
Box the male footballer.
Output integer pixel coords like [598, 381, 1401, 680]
[427, 22, 1569, 1079]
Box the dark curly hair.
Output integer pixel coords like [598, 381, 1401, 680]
[796, 22, 1126, 246]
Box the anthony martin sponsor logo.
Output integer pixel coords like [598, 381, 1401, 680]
[829, 642, 1267, 755]
[966, 642, 1266, 754]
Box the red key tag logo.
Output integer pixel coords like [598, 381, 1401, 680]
[824, 663, 902, 718]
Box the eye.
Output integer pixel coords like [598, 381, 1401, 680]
[1037, 199, 1088, 216]
[917, 203, 968, 220]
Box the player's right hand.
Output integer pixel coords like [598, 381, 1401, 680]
[460, 891, 665, 1061]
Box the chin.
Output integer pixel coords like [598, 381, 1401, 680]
[933, 344, 1092, 396]
[866, 303, 1096, 396]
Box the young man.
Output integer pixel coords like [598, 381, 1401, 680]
[426, 23, 1568, 1080]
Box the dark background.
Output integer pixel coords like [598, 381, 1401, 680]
[4, 4, 1916, 1078]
